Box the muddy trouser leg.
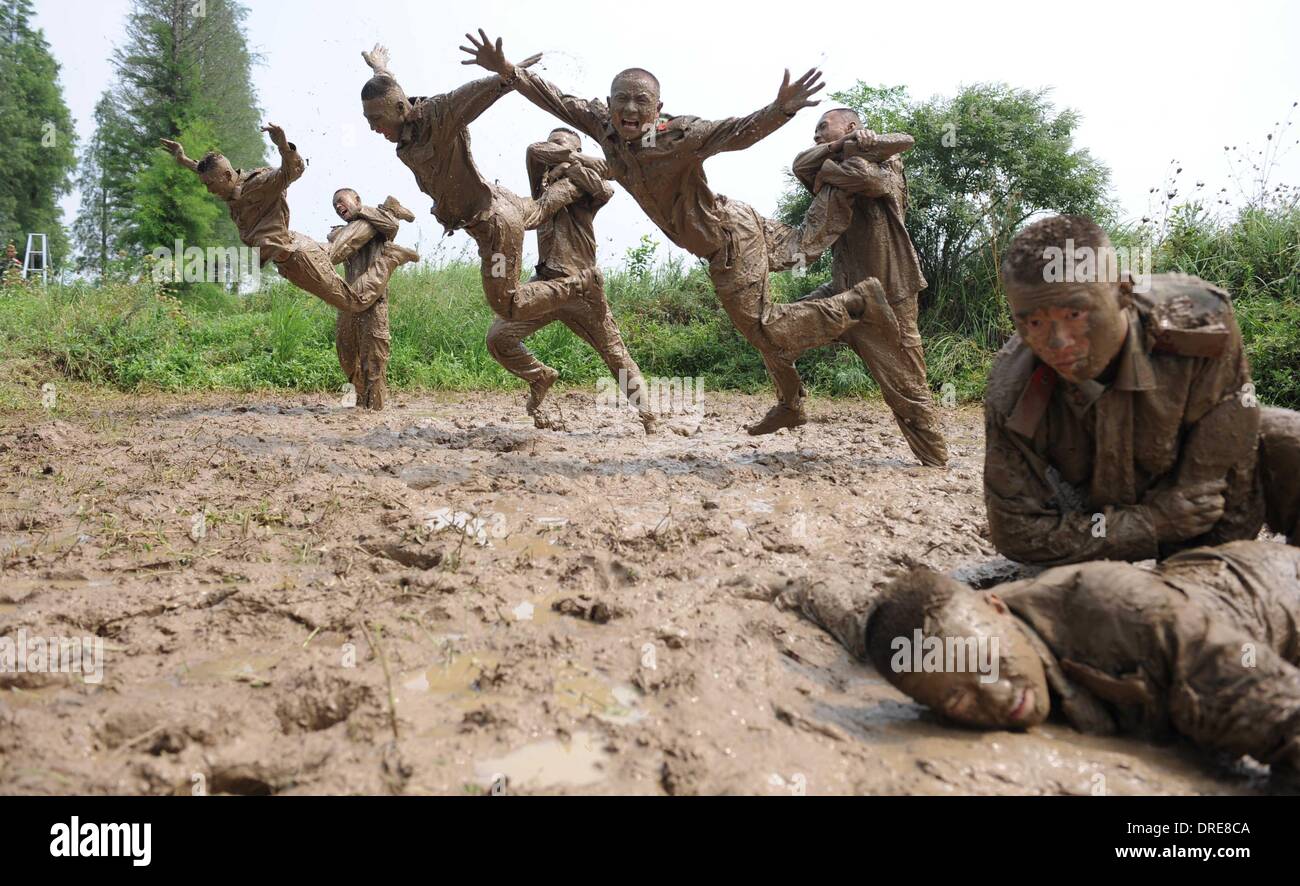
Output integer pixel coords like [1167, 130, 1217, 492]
[764, 187, 855, 272]
[485, 308, 556, 390]
[556, 275, 651, 419]
[335, 309, 363, 400]
[1259, 407, 1300, 544]
[709, 203, 864, 409]
[275, 233, 385, 313]
[849, 294, 948, 466]
[468, 192, 585, 322]
[356, 301, 390, 411]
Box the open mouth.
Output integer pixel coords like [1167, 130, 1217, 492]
[617, 119, 643, 136]
[1007, 688, 1035, 722]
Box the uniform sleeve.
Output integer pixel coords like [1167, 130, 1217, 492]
[814, 157, 895, 198]
[327, 219, 379, 265]
[1164, 605, 1300, 768]
[685, 103, 794, 158]
[353, 205, 400, 241]
[442, 75, 514, 131]
[984, 405, 1161, 565]
[523, 178, 583, 230]
[563, 158, 614, 207]
[792, 144, 834, 191]
[278, 140, 306, 185]
[512, 70, 610, 142]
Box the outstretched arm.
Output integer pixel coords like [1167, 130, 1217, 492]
[261, 123, 306, 186]
[686, 67, 825, 158]
[159, 138, 199, 173]
[460, 29, 606, 141]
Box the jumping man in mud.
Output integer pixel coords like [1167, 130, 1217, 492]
[460, 30, 884, 436]
[326, 189, 418, 410]
[359, 44, 611, 352]
[791, 112, 948, 466]
[483, 128, 656, 432]
[985, 214, 1300, 565]
[160, 125, 419, 313]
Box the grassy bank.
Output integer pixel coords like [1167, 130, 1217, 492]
[2, 216, 1297, 411]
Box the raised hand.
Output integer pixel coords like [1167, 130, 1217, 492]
[362, 43, 391, 75]
[159, 138, 185, 158]
[261, 123, 289, 151]
[775, 67, 825, 115]
[459, 29, 530, 78]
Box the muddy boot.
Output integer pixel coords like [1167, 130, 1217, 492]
[847, 277, 887, 320]
[527, 366, 559, 419]
[387, 243, 420, 266]
[747, 402, 808, 436]
[639, 410, 658, 435]
[381, 195, 416, 223]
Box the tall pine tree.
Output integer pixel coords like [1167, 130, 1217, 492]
[73, 0, 264, 279]
[0, 0, 78, 268]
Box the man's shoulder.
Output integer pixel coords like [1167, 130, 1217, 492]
[1133, 273, 1236, 359]
[986, 334, 1039, 420]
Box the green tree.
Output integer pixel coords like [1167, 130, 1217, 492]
[0, 0, 78, 268]
[779, 82, 1112, 338]
[73, 0, 264, 278]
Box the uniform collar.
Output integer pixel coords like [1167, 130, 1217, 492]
[1006, 308, 1155, 434]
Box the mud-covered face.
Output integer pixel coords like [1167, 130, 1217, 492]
[814, 110, 858, 145]
[333, 191, 361, 221]
[199, 156, 238, 199]
[608, 73, 661, 143]
[363, 94, 407, 143]
[895, 591, 1050, 730]
[1008, 282, 1129, 383]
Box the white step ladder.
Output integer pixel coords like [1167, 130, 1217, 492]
[23, 233, 48, 284]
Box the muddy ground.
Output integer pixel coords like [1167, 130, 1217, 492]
[0, 388, 1278, 795]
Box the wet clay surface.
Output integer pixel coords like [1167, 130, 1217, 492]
[0, 390, 1268, 795]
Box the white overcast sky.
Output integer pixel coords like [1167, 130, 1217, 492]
[36, 0, 1300, 267]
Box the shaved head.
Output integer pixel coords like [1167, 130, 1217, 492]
[611, 67, 660, 95]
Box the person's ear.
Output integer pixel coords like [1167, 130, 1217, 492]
[986, 593, 1008, 615]
[1116, 273, 1134, 308]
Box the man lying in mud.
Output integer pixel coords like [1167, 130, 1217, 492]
[985, 214, 1300, 565]
[359, 44, 605, 337]
[326, 189, 418, 410]
[485, 128, 655, 432]
[160, 125, 418, 312]
[791, 111, 948, 466]
[787, 540, 1300, 785]
[460, 30, 885, 436]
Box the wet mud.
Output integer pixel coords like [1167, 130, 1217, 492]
[0, 390, 1271, 794]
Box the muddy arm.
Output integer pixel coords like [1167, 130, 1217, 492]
[523, 178, 583, 230]
[984, 410, 1161, 565]
[512, 70, 611, 143]
[443, 74, 515, 131]
[688, 103, 794, 158]
[327, 218, 380, 265]
[792, 144, 834, 191]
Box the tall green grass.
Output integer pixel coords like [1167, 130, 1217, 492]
[2, 202, 1297, 409]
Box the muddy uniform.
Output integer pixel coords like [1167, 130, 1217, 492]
[327, 203, 407, 410]
[791, 141, 948, 466]
[791, 540, 1300, 771]
[485, 143, 653, 425]
[985, 273, 1300, 565]
[224, 140, 407, 313]
[391, 76, 592, 322]
[509, 70, 868, 414]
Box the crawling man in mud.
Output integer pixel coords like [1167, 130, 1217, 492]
[359, 45, 609, 347]
[791, 110, 948, 466]
[787, 540, 1300, 787]
[985, 214, 1300, 566]
[326, 189, 418, 410]
[160, 125, 418, 313]
[485, 128, 655, 431]
[461, 29, 890, 436]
